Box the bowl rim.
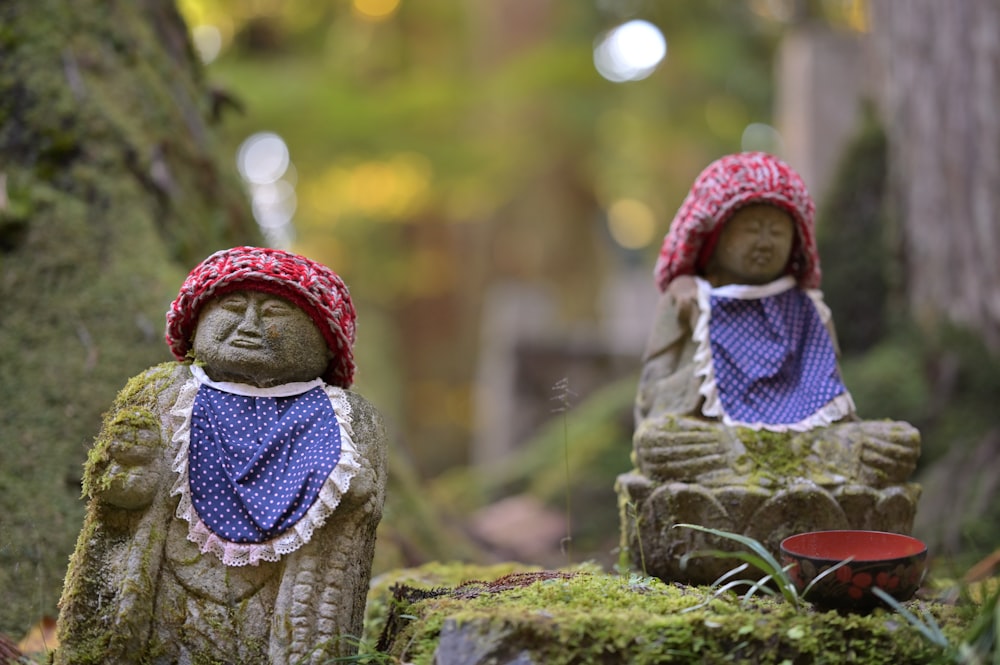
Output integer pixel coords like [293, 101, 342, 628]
[779, 529, 928, 563]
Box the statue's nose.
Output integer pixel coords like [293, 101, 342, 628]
[755, 227, 778, 247]
[237, 303, 264, 335]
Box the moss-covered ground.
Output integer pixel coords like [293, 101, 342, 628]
[367, 562, 976, 665]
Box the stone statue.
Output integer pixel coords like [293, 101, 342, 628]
[616, 153, 921, 584]
[56, 247, 387, 665]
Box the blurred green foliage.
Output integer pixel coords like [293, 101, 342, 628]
[179, 0, 797, 475]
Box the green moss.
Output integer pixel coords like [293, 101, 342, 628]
[729, 427, 842, 489]
[374, 566, 969, 665]
[365, 561, 543, 646]
[734, 428, 802, 480]
[82, 363, 177, 497]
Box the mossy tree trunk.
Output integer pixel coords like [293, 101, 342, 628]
[870, 0, 1000, 350]
[0, 0, 259, 636]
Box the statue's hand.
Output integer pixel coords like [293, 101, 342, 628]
[340, 459, 378, 511]
[855, 422, 921, 485]
[92, 415, 165, 510]
[810, 421, 921, 487]
[633, 415, 728, 482]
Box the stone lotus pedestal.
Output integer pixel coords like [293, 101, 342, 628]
[616, 415, 921, 585]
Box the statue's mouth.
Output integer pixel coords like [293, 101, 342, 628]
[230, 338, 264, 349]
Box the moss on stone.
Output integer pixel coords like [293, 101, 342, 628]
[365, 561, 543, 646]
[82, 363, 175, 496]
[734, 428, 806, 481]
[373, 564, 971, 664]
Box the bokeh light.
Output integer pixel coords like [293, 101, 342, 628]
[593, 20, 667, 83]
[607, 198, 657, 250]
[300, 153, 433, 222]
[353, 0, 401, 21]
[237, 132, 291, 185]
[251, 180, 297, 230]
[191, 25, 222, 64]
[741, 122, 785, 155]
[236, 132, 297, 247]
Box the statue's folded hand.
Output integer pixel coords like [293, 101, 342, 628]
[633, 416, 728, 482]
[857, 422, 921, 485]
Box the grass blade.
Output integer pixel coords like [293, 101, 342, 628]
[800, 556, 853, 598]
[673, 524, 800, 606]
[871, 587, 950, 649]
[674, 524, 786, 577]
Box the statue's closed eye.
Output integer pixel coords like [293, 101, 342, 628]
[261, 300, 293, 316]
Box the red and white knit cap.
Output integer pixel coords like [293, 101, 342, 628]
[165, 246, 357, 388]
[653, 151, 821, 292]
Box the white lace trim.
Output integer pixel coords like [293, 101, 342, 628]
[692, 277, 856, 432]
[169, 367, 361, 567]
[188, 363, 325, 397]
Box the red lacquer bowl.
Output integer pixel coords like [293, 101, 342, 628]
[780, 530, 927, 612]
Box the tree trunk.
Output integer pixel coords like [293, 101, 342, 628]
[870, 0, 1000, 349]
[0, 0, 258, 636]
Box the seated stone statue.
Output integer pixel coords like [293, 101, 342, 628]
[617, 152, 920, 584]
[56, 247, 387, 665]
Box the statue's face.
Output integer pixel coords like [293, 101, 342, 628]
[192, 290, 332, 387]
[705, 204, 795, 286]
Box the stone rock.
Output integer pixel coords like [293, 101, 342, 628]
[434, 619, 538, 665]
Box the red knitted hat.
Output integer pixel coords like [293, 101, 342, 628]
[165, 246, 357, 388]
[653, 151, 820, 292]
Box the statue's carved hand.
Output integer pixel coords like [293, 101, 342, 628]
[856, 422, 920, 485]
[810, 421, 921, 487]
[340, 461, 378, 511]
[633, 415, 727, 482]
[94, 414, 164, 510]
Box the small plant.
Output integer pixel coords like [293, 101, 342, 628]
[622, 499, 648, 577]
[551, 377, 577, 563]
[673, 523, 852, 612]
[872, 586, 999, 664]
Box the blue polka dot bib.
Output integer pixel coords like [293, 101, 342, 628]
[187, 377, 343, 544]
[694, 276, 853, 430]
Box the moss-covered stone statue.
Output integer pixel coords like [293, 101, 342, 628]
[617, 152, 920, 584]
[56, 247, 387, 665]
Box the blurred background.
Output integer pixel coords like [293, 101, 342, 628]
[3, 0, 1000, 645]
[178, 0, 863, 569]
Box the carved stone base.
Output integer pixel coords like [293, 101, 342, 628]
[616, 471, 921, 585]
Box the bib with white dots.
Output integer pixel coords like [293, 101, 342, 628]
[693, 276, 855, 431]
